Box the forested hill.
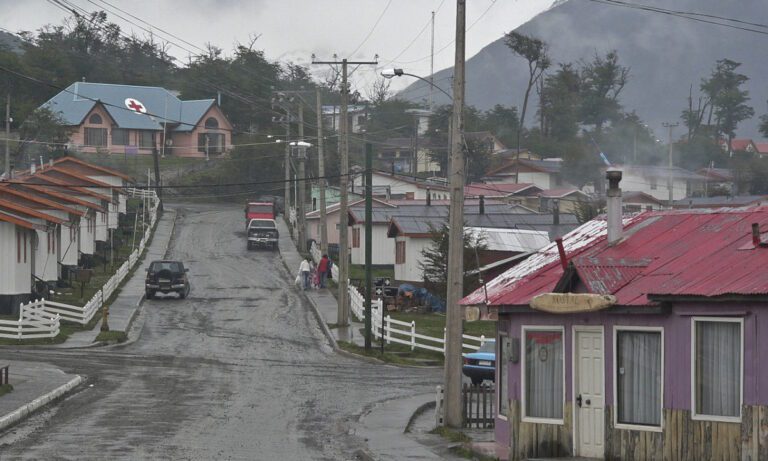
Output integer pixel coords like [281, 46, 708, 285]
[399, 0, 768, 137]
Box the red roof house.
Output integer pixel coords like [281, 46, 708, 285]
[462, 168, 768, 460]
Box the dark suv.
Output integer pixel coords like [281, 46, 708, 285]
[145, 260, 190, 299]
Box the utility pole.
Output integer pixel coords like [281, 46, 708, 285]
[297, 102, 306, 253]
[316, 88, 328, 254]
[662, 122, 678, 205]
[444, 0, 466, 428]
[4, 92, 10, 179]
[152, 144, 162, 210]
[312, 55, 378, 326]
[430, 10, 435, 112]
[297, 144, 307, 254]
[272, 92, 293, 225]
[364, 142, 373, 350]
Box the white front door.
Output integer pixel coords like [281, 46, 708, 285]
[574, 328, 605, 458]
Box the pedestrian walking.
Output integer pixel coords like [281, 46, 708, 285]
[298, 257, 311, 290]
[326, 256, 333, 283]
[317, 254, 329, 288]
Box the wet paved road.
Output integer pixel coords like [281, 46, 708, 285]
[0, 204, 441, 460]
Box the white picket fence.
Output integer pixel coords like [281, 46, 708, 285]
[347, 284, 488, 354]
[0, 189, 159, 340]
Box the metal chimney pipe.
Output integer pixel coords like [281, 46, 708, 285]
[553, 199, 560, 225]
[752, 223, 761, 246]
[606, 168, 623, 245]
[479, 195, 485, 215]
[426, 187, 431, 206]
[556, 237, 567, 271]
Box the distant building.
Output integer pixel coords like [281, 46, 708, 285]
[321, 105, 367, 134]
[41, 82, 233, 157]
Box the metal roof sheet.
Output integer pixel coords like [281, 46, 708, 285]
[462, 207, 768, 307]
[43, 82, 215, 131]
[468, 227, 550, 253]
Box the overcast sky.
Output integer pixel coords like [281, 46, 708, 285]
[1, 0, 556, 95]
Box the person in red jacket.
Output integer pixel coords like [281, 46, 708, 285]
[317, 254, 329, 288]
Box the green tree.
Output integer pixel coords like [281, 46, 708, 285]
[14, 107, 74, 167]
[539, 63, 581, 142]
[579, 51, 629, 134]
[483, 104, 519, 147]
[702, 59, 753, 149]
[505, 31, 550, 156]
[420, 223, 487, 300]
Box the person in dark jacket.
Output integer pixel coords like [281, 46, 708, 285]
[317, 254, 329, 288]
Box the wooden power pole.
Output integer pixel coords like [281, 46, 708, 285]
[312, 56, 378, 326]
[444, 0, 467, 428]
[316, 88, 328, 254]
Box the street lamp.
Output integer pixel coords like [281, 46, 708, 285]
[380, 68, 453, 101]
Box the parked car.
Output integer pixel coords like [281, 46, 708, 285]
[462, 340, 496, 385]
[247, 218, 279, 250]
[145, 260, 190, 299]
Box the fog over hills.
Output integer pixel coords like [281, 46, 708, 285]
[398, 0, 768, 139]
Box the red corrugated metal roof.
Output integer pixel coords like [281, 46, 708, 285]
[462, 207, 768, 307]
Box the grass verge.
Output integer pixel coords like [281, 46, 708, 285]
[0, 384, 13, 397]
[337, 340, 444, 366]
[95, 330, 127, 343]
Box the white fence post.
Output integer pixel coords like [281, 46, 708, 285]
[386, 315, 391, 344]
[411, 321, 416, 351]
[443, 327, 447, 356]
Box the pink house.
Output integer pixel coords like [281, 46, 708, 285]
[42, 82, 233, 158]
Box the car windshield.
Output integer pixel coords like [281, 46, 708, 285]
[249, 220, 275, 228]
[150, 262, 182, 273]
[478, 341, 496, 354]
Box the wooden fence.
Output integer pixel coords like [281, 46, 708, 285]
[0, 189, 158, 340]
[462, 383, 495, 428]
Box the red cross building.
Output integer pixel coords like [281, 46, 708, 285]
[124, 98, 147, 114]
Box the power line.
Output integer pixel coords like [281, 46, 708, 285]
[587, 0, 768, 36]
[348, 0, 393, 57]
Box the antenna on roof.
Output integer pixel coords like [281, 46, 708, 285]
[81, 77, 86, 82]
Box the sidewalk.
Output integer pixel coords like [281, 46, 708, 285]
[59, 209, 176, 348]
[276, 219, 366, 348]
[277, 219, 478, 461]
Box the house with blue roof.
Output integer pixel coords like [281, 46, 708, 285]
[41, 82, 233, 157]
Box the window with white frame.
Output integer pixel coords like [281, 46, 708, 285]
[523, 327, 564, 422]
[692, 318, 742, 420]
[615, 328, 663, 428]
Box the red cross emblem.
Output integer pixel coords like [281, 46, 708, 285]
[124, 98, 147, 114]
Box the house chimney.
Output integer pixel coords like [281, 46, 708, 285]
[606, 168, 623, 245]
[479, 195, 485, 215]
[752, 223, 761, 246]
[556, 237, 568, 271]
[426, 187, 431, 206]
[553, 199, 560, 225]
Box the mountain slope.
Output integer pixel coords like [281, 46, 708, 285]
[399, 0, 768, 137]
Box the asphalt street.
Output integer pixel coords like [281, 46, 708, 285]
[0, 203, 442, 460]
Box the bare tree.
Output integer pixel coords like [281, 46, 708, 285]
[366, 77, 391, 105]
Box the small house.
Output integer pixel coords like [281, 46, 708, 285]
[462, 169, 768, 460]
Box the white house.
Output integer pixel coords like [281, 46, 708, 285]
[322, 104, 367, 134]
[0, 213, 36, 314]
[0, 198, 65, 284]
[620, 165, 707, 202]
[351, 170, 449, 201]
[52, 156, 134, 216]
[305, 198, 395, 247]
[483, 158, 565, 190]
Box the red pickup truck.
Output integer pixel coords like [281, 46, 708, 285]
[245, 202, 275, 227]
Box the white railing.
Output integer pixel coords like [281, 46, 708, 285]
[0, 299, 60, 340]
[347, 284, 488, 355]
[3, 189, 159, 339]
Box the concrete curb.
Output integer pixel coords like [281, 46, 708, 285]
[0, 375, 84, 432]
